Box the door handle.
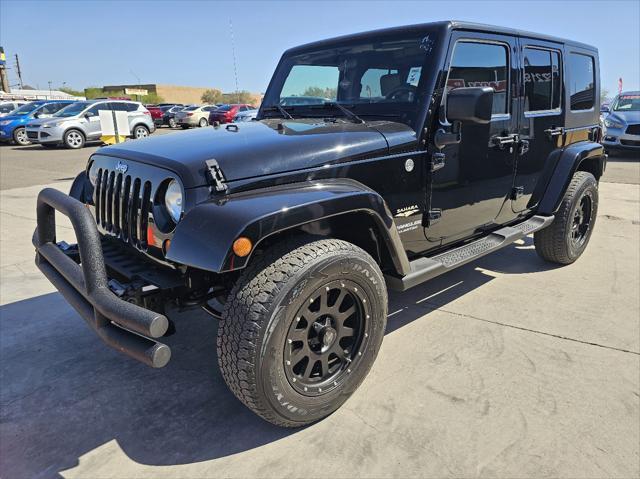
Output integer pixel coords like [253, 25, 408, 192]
[544, 127, 564, 139]
[492, 133, 519, 147]
[518, 139, 529, 156]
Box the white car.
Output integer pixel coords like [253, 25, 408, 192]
[175, 105, 217, 128]
[234, 108, 258, 122]
[0, 101, 28, 117]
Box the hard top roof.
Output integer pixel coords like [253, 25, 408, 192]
[285, 20, 597, 55]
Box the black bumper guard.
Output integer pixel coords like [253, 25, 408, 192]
[34, 188, 171, 368]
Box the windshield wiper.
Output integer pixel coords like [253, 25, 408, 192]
[317, 101, 364, 124]
[262, 104, 293, 119]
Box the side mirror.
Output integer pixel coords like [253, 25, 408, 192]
[84, 112, 94, 119]
[33, 112, 42, 119]
[447, 87, 494, 124]
[600, 105, 609, 113]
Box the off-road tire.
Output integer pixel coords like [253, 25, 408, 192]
[534, 171, 598, 264]
[217, 236, 387, 427]
[63, 129, 85, 149]
[13, 127, 29, 146]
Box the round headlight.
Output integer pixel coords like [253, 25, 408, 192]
[88, 161, 99, 186]
[164, 180, 183, 223]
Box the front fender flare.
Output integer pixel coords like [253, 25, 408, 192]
[166, 179, 410, 275]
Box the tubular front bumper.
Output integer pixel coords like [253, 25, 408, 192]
[34, 188, 172, 368]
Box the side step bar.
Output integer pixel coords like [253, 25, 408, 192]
[385, 215, 554, 291]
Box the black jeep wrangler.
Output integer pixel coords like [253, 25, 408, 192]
[35, 21, 605, 426]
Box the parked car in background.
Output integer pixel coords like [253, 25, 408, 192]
[175, 105, 217, 128]
[208, 104, 255, 124]
[602, 91, 640, 152]
[279, 96, 329, 106]
[162, 105, 186, 128]
[0, 100, 76, 146]
[0, 100, 29, 117]
[146, 105, 165, 125]
[25, 100, 155, 149]
[233, 108, 258, 122]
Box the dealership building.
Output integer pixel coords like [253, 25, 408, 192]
[100, 83, 262, 105]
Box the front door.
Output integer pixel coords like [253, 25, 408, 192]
[512, 39, 565, 212]
[426, 33, 520, 247]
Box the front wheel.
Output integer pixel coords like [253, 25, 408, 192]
[217, 236, 387, 427]
[13, 127, 30, 146]
[133, 125, 150, 139]
[63, 129, 85, 149]
[534, 171, 598, 264]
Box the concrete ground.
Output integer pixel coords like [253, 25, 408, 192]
[0, 140, 638, 478]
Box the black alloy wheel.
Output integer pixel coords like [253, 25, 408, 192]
[284, 279, 370, 396]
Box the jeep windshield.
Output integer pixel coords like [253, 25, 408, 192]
[260, 32, 436, 128]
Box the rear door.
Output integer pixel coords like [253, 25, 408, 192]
[512, 38, 565, 212]
[84, 102, 111, 139]
[426, 32, 520, 246]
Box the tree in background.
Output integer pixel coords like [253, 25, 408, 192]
[220, 90, 256, 105]
[59, 86, 85, 97]
[302, 86, 337, 99]
[201, 88, 223, 104]
[140, 92, 164, 104]
[600, 87, 610, 104]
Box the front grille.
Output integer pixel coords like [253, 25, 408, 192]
[626, 124, 640, 135]
[27, 131, 38, 139]
[94, 168, 153, 249]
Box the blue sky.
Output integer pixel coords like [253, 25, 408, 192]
[1, 0, 638, 98]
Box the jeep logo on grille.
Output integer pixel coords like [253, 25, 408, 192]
[115, 161, 128, 174]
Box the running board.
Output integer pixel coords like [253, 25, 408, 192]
[385, 215, 554, 291]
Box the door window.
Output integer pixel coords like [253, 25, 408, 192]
[568, 53, 595, 110]
[523, 47, 562, 112]
[41, 103, 69, 115]
[447, 41, 509, 116]
[86, 103, 110, 115]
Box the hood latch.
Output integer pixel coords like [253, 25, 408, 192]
[205, 159, 227, 192]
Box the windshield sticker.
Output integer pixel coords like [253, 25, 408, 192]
[420, 35, 435, 54]
[407, 67, 422, 86]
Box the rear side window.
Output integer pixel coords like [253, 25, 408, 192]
[109, 102, 128, 111]
[447, 41, 509, 115]
[523, 47, 561, 112]
[569, 53, 595, 111]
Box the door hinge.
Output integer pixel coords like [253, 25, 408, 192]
[511, 186, 524, 200]
[430, 152, 445, 172]
[425, 209, 442, 227]
[205, 159, 227, 192]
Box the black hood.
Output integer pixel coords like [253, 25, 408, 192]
[99, 119, 404, 188]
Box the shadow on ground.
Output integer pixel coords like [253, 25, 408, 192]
[0, 238, 556, 477]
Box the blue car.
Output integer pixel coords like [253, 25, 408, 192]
[0, 100, 76, 146]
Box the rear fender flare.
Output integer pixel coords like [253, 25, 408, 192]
[537, 141, 605, 215]
[166, 179, 410, 275]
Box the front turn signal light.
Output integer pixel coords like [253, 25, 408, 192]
[233, 237, 252, 257]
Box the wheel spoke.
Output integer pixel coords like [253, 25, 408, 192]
[288, 327, 307, 342]
[339, 325, 355, 339]
[290, 344, 309, 365]
[331, 289, 348, 310]
[336, 305, 356, 322]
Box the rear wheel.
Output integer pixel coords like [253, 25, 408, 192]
[168, 118, 177, 128]
[13, 127, 29, 146]
[217, 236, 387, 427]
[534, 171, 598, 264]
[199, 118, 208, 127]
[63, 129, 85, 149]
[133, 125, 149, 139]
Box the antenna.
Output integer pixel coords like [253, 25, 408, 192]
[229, 18, 240, 103]
[14, 54, 23, 89]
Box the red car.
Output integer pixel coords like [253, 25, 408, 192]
[208, 104, 254, 124]
[145, 105, 164, 124]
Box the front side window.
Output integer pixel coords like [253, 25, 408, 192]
[41, 103, 71, 115]
[86, 103, 111, 115]
[447, 41, 509, 116]
[524, 47, 562, 112]
[10, 102, 40, 115]
[569, 53, 595, 111]
[54, 101, 92, 117]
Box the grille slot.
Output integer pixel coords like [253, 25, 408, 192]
[94, 169, 154, 250]
[626, 124, 640, 136]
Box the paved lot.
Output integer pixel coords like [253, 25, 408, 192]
[0, 142, 638, 478]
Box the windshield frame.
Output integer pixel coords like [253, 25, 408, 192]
[259, 27, 441, 129]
